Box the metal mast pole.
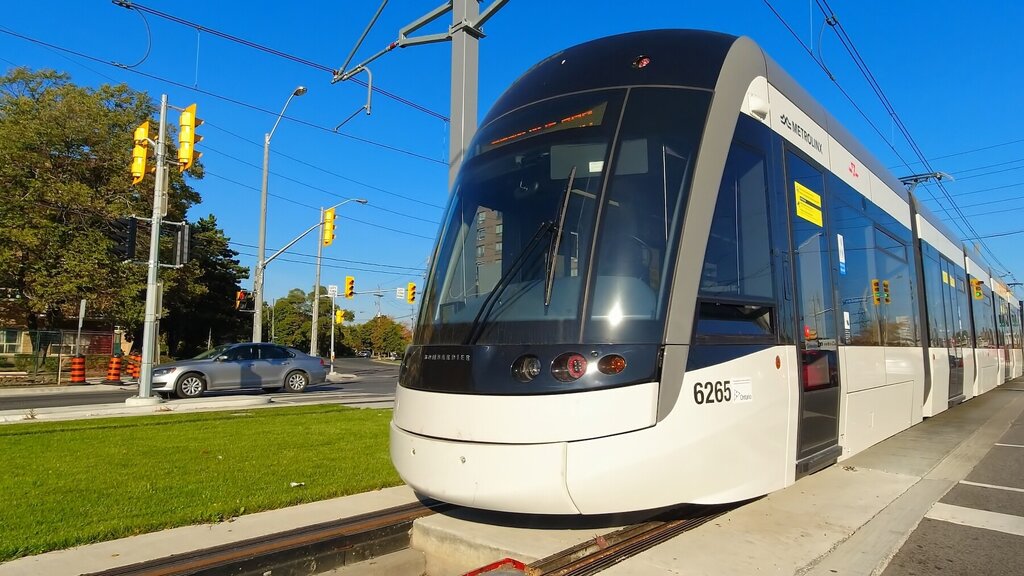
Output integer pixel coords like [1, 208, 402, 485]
[330, 296, 336, 374]
[135, 94, 168, 403]
[253, 132, 271, 343]
[449, 0, 480, 190]
[310, 207, 324, 356]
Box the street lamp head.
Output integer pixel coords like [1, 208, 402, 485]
[354, 198, 368, 205]
[293, 86, 308, 97]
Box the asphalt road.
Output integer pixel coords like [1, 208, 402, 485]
[0, 357, 399, 411]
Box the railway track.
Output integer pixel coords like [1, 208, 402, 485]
[83, 500, 450, 576]
[520, 503, 739, 576]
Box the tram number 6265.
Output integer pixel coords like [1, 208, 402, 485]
[693, 380, 732, 405]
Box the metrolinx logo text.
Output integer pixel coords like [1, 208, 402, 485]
[779, 114, 823, 153]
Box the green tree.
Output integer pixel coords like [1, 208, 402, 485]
[160, 216, 249, 357]
[0, 68, 251, 358]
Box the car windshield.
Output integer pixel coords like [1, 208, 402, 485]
[192, 344, 232, 360]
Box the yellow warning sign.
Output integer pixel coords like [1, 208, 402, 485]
[795, 181, 823, 227]
[942, 270, 949, 285]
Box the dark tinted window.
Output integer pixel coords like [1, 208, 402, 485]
[260, 345, 291, 359]
[696, 140, 774, 342]
[226, 345, 256, 361]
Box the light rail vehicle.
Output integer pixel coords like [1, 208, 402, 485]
[391, 30, 1024, 514]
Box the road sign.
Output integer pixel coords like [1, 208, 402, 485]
[397, 287, 405, 299]
[327, 284, 338, 298]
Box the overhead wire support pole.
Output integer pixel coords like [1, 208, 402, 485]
[331, 0, 509, 189]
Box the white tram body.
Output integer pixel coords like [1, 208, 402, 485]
[391, 30, 1024, 514]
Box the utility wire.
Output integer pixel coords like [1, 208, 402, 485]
[114, 1, 449, 122]
[201, 143, 440, 225]
[203, 121, 446, 210]
[230, 241, 425, 272]
[201, 169, 435, 239]
[234, 250, 420, 276]
[0, 27, 446, 165]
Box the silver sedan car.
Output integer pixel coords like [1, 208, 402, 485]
[151, 343, 328, 399]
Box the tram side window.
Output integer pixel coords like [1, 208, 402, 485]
[696, 142, 774, 340]
[973, 283, 996, 348]
[921, 244, 948, 348]
[874, 227, 918, 346]
[832, 198, 881, 346]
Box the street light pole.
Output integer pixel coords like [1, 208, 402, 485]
[309, 198, 368, 356]
[254, 85, 307, 343]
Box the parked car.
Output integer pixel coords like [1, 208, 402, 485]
[150, 343, 328, 399]
[356, 349, 371, 358]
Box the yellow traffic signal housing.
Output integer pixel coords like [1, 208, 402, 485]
[971, 278, 984, 300]
[871, 278, 881, 305]
[335, 309, 343, 325]
[131, 121, 149, 185]
[882, 280, 891, 304]
[323, 208, 337, 247]
[345, 275, 355, 299]
[406, 282, 417, 305]
[178, 104, 203, 172]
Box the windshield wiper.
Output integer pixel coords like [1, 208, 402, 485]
[545, 166, 575, 307]
[464, 220, 554, 344]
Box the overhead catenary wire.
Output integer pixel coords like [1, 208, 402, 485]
[812, 0, 1013, 280]
[111, 0, 449, 122]
[230, 240, 425, 272]
[0, 27, 447, 165]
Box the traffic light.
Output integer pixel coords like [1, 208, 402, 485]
[322, 208, 336, 247]
[406, 282, 417, 305]
[131, 121, 149, 185]
[335, 309, 343, 325]
[112, 217, 138, 260]
[971, 278, 984, 300]
[871, 279, 881, 305]
[178, 103, 203, 172]
[345, 275, 355, 299]
[235, 289, 248, 311]
[882, 280, 891, 304]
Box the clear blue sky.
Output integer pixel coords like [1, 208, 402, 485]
[2, 1, 1023, 321]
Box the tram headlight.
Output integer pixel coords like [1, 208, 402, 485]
[552, 352, 588, 382]
[512, 355, 543, 383]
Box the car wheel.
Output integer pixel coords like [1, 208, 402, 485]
[283, 370, 309, 393]
[175, 372, 206, 399]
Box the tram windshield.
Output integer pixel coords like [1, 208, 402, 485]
[417, 87, 711, 345]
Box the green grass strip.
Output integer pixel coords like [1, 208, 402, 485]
[0, 405, 401, 561]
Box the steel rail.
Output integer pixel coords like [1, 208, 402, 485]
[84, 500, 450, 576]
[525, 503, 739, 576]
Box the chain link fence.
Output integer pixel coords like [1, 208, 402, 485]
[0, 329, 119, 383]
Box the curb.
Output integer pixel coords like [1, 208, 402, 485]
[0, 396, 272, 424]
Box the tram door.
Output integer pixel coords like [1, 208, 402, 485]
[786, 151, 842, 471]
[944, 262, 964, 401]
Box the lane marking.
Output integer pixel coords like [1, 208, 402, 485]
[994, 443, 1024, 448]
[960, 480, 1024, 494]
[926, 502, 1024, 537]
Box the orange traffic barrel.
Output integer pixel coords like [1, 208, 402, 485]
[128, 353, 141, 379]
[102, 354, 123, 385]
[69, 355, 87, 385]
